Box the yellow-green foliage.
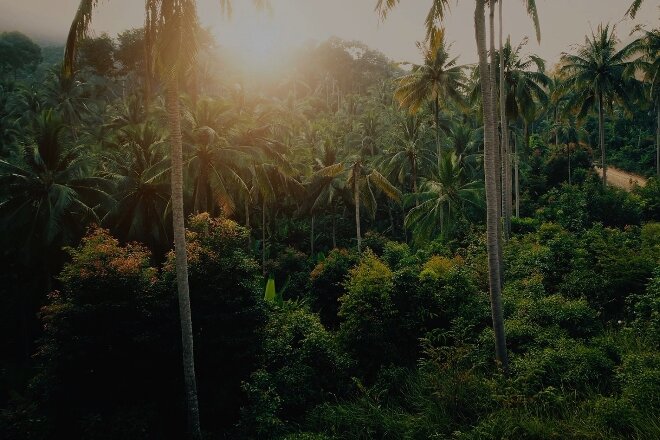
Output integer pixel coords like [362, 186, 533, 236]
[641, 222, 660, 262]
[419, 255, 463, 281]
[345, 250, 393, 292]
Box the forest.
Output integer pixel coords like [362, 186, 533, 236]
[0, 0, 658, 439]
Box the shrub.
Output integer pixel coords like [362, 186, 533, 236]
[309, 248, 359, 329]
[27, 228, 181, 438]
[338, 251, 397, 379]
[240, 303, 350, 438]
[513, 339, 616, 395]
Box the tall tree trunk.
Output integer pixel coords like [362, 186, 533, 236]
[435, 96, 441, 168]
[489, 0, 505, 287]
[193, 168, 208, 214]
[598, 91, 607, 186]
[310, 215, 315, 256]
[354, 165, 362, 253]
[498, 0, 511, 240]
[165, 82, 202, 440]
[568, 143, 572, 185]
[262, 199, 267, 277]
[514, 133, 519, 218]
[475, 0, 509, 374]
[332, 212, 337, 249]
[245, 198, 251, 251]
[144, 12, 153, 105]
[489, 1, 502, 224]
[655, 100, 660, 177]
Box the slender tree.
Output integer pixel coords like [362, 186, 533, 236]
[560, 24, 638, 186]
[64, 1, 204, 437]
[394, 28, 465, 167]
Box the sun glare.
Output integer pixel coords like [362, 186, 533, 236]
[214, 11, 289, 72]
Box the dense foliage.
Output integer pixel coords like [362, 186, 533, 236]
[0, 11, 658, 439]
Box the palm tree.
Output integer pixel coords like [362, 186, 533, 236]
[376, 0, 540, 374]
[405, 151, 482, 242]
[349, 159, 400, 253]
[381, 114, 435, 196]
[632, 28, 659, 176]
[250, 160, 304, 275]
[394, 28, 465, 166]
[300, 159, 345, 254]
[0, 110, 111, 285]
[553, 116, 588, 185]
[102, 122, 171, 253]
[64, 1, 205, 437]
[182, 98, 250, 215]
[475, 0, 508, 372]
[627, 0, 644, 18]
[497, 37, 549, 234]
[560, 24, 638, 186]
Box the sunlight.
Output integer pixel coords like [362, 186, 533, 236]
[215, 11, 289, 72]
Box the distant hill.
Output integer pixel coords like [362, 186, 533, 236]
[41, 45, 64, 66]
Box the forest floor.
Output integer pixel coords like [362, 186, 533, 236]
[594, 166, 647, 191]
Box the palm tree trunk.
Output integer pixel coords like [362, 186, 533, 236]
[435, 96, 441, 168]
[489, 0, 505, 287]
[165, 82, 202, 440]
[655, 100, 660, 177]
[310, 215, 315, 256]
[354, 165, 362, 253]
[498, 0, 511, 240]
[144, 11, 153, 105]
[598, 91, 606, 186]
[262, 199, 267, 277]
[489, 2, 502, 223]
[475, 0, 509, 374]
[332, 212, 337, 249]
[514, 133, 519, 218]
[568, 143, 572, 185]
[245, 198, 251, 251]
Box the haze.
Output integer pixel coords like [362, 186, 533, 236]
[0, 0, 657, 67]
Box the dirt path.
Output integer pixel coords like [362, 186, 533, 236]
[594, 166, 647, 191]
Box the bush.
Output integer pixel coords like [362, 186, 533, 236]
[239, 303, 350, 438]
[24, 228, 182, 438]
[513, 339, 616, 395]
[338, 251, 398, 379]
[617, 352, 660, 412]
[309, 249, 359, 329]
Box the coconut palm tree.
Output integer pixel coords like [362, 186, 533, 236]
[102, 121, 171, 252]
[631, 27, 659, 176]
[404, 150, 483, 242]
[346, 158, 401, 253]
[64, 1, 209, 436]
[376, 0, 540, 374]
[300, 159, 345, 254]
[497, 37, 549, 234]
[381, 114, 435, 195]
[394, 28, 465, 166]
[560, 24, 639, 186]
[0, 110, 111, 283]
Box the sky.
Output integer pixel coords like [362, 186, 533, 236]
[0, 0, 657, 69]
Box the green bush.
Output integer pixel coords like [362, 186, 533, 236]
[338, 251, 398, 379]
[309, 249, 359, 329]
[513, 338, 616, 395]
[23, 228, 182, 438]
[239, 303, 350, 438]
